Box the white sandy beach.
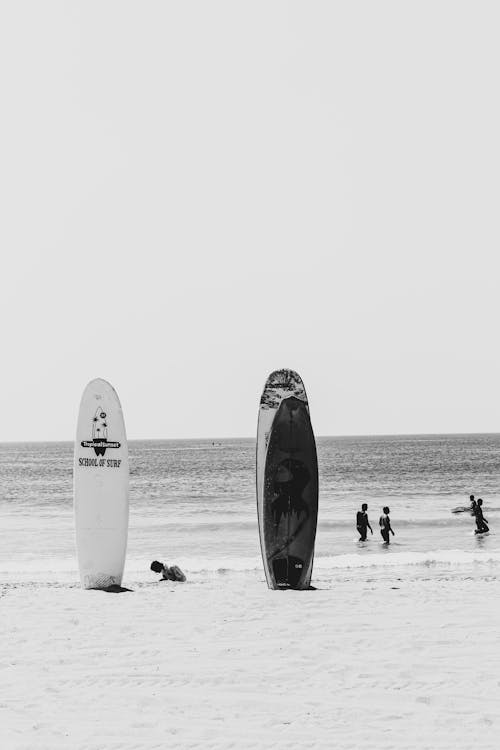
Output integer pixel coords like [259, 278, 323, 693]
[2, 568, 500, 750]
[3, 0, 500, 746]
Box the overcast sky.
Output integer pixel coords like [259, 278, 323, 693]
[1, 1, 499, 441]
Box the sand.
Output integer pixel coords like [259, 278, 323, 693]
[1, 568, 500, 750]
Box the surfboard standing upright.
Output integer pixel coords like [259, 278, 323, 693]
[256, 369, 319, 589]
[74, 378, 129, 589]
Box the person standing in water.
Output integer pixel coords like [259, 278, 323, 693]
[474, 498, 489, 534]
[379, 506, 395, 544]
[469, 494, 477, 515]
[356, 503, 373, 541]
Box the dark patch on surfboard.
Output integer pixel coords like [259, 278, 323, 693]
[263, 395, 318, 590]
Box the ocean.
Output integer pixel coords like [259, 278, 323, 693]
[1, 434, 500, 583]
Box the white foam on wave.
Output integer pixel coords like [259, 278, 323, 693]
[127, 548, 500, 574]
[2, 549, 500, 582]
[315, 548, 500, 569]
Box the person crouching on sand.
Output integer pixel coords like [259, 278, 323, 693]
[356, 503, 373, 541]
[379, 506, 395, 544]
[150, 560, 187, 582]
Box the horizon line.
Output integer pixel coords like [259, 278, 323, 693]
[1, 430, 500, 445]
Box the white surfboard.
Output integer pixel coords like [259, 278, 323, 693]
[74, 378, 129, 589]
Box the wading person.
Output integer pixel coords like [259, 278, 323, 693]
[356, 503, 373, 542]
[379, 506, 395, 544]
[474, 499, 489, 534]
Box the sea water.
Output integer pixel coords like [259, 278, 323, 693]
[1, 434, 500, 582]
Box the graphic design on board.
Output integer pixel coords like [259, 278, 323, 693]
[80, 407, 121, 456]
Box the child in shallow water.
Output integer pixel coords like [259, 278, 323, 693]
[150, 560, 186, 582]
[379, 506, 395, 544]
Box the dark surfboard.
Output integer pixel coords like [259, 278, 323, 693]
[257, 371, 318, 590]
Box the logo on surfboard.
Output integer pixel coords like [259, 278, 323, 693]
[80, 407, 121, 456]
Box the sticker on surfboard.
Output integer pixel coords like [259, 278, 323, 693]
[79, 406, 121, 456]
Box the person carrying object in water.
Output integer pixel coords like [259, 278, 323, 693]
[356, 503, 373, 541]
[474, 499, 489, 534]
[379, 506, 395, 544]
[150, 560, 187, 582]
